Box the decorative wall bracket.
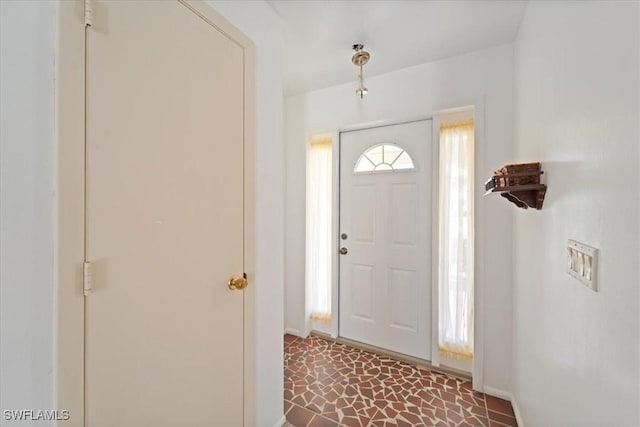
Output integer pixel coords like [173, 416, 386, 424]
[484, 162, 547, 210]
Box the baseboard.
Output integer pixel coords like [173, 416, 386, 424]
[309, 330, 333, 340]
[272, 414, 286, 427]
[284, 328, 307, 338]
[482, 386, 511, 401]
[510, 394, 525, 427]
[483, 387, 525, 427]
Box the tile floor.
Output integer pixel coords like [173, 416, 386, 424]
[284, 334, 517, 427]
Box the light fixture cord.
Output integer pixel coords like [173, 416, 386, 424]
[359, 62, 364, 99]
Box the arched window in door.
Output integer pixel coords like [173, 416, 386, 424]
[354, 143, 415, 173]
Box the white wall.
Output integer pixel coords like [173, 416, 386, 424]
[0, 1, 56, 424]
[284, 95, 308, 338]
[207, 2, 285, 426]
[0, 1, 284, 426]
[285, 44, 515, 394]
[512, 2, 639, 426]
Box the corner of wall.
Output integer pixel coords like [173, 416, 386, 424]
[509, 393, 525, 427]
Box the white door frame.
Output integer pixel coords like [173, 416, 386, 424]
[54, 1, 255, 424]
[330, 106, 485, 392]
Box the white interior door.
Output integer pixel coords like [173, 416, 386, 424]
[339, 120, 432, 360]
[85, 2, 246, 425]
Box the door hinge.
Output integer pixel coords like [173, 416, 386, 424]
[84, 0, 93, 27]
[83, 261, 93, 296]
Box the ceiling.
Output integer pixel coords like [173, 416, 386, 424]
[268, 0, 528, 95]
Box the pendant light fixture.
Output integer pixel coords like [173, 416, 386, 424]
[352, 44, 370, 99]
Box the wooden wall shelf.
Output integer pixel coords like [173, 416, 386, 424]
[484, 163, 547, 210]
[484, 184, 547, 210]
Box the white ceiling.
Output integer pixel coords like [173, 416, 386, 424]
[268, 0, 528, 95]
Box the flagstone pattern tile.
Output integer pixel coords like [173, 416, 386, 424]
[284, 335, 517, 427]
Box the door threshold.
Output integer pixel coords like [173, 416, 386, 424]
[310, 331, 472, 382]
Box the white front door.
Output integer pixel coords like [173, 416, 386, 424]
[85, 2, 247, 425]
[339, 120, 432, 360]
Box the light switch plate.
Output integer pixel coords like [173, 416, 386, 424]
[567, 240, 598, 291]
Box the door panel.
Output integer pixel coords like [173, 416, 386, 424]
[85, 1, 245, 425]
[390, 183, 417, 246]
[389, 268, 418, 331]
[352, 264, 374, 320]
[339, 120, 432, 360]
[352, 185, 375, 243]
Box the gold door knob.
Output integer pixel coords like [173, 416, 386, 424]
[228, 274, 248, 291]
[340, 247, 348, 255]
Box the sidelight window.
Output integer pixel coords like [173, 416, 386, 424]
[438, 119, 475, 361]
[307, 137, 333, 324]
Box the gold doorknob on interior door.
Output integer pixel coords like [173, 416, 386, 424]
[228, 274, 248, 291]
[340, 247, 348, 255]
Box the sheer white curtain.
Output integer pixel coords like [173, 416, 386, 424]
[438, 120, 474, 360]
[306, 137, 333, 323]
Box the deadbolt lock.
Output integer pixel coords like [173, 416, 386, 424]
[228, 274, 248, 291]
[341, 233, 348, 240]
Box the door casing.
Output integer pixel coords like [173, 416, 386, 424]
[54, 1, 255, 424]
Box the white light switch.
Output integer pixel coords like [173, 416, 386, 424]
[567, 240, 598, 291]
